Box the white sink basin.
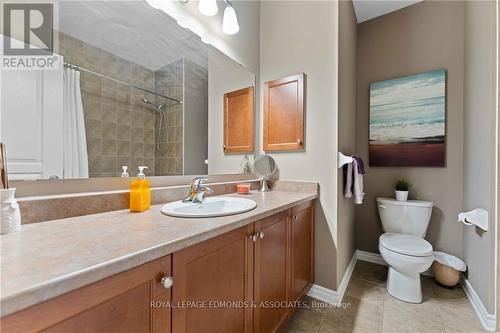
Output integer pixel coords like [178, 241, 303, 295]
[161, 197, 257, 218]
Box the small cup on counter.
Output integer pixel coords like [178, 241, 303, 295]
[236, 183, 251, 194]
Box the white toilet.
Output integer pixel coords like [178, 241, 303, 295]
[377, 197, 434, 303]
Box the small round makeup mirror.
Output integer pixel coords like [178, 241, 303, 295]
[253, 154, 277, 192]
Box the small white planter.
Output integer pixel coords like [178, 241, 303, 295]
[395, 190, 409, 202]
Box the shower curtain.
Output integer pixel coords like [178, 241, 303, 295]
[63, 68, 89, 178]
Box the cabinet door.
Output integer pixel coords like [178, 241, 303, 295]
[1, 256, 172, 333]
[172, 224, 254, 333]
[223, 86, 254, 154]
[254, 211, 289, 333]
[289, 202, 314, 302]
[263, 74, 305, 152]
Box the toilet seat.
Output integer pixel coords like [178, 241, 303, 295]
[380, 233, 433, 257]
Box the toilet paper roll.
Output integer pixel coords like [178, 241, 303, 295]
[458, 208, 488, 231]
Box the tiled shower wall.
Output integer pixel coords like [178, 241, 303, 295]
[59, 32, 157, 177]
[153, 58, 208, 176]
[155, 59, 184, 175]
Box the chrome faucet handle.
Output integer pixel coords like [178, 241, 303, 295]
[184, 177, 209, 203]
[192, 185, 213, 203]
[198, 184, 213, 194]
[193, 177, 208, 188]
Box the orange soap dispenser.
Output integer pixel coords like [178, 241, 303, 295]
[130, 166, 151, 212]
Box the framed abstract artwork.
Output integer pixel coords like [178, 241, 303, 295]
[369, 69, 446, 167]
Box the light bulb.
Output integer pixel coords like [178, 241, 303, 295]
[222, 5, 239, 35]
[199, 0, 218, 16]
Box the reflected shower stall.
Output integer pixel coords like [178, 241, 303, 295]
[59, 32, 208, 177]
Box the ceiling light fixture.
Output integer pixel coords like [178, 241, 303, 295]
[198, 0, 218, 16]
[222, 0, 239, 35]
[167, 0, 240, 36]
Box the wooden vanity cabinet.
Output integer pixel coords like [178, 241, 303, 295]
[172, 201, 314, 333]
[289, 202, 314, 304]
[1, 256, 172, 333]
[172, 224, 255, 333]
[253, 211, 289, 333]
[1, 201, 314, 333]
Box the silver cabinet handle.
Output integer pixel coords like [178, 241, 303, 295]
[297, 139, 302, 145]
[259, 231, 264, 239]
[160, 276, 173, 289]
[250, 234, 258, 242]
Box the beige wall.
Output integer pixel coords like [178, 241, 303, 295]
[497, 0, 500, 323]
[355, 1, 465, 258]
[463, 0, 497, 315]
[337, 0, 357, 287]
[260, 1, 339, 289]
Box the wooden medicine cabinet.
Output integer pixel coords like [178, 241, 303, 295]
[263, 74, 305, 152]
[223, 86, 255, 154]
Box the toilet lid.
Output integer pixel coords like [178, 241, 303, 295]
[380, 233, 433, 257]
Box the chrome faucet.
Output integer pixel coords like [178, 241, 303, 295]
[183, 177, 213, 203]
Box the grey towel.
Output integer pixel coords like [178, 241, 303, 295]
[353, 156, 365, 174]
[344, 159, 364, 204]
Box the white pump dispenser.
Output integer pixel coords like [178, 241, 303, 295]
[137, 166, 148, 179]
[121, 166, 129, 178]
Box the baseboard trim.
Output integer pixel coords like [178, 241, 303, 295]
[307, 250, 357, 304]
[336, 250, 357, 303]
[307, 284, 338, 304]
[355, 250, 496, 332]
[356, 249, 434, 276]
[356, 249, 387, 266]
[460, 276, 496, 332]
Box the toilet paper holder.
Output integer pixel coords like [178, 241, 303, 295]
[458, 208, 488, 231]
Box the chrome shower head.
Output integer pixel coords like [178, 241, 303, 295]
[141, 98, 164, 112]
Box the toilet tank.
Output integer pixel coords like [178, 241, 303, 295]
[376, 198, 433, 238]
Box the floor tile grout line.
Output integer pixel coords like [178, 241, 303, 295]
[351, 275, 387, 287]
[381, 291, 387, 333]
[314, 306, 328, 333]
[435, 301, 450, 333]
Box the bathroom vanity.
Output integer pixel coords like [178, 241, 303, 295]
[0, 190, 315, 333]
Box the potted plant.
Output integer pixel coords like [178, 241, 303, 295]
[394, 178, 411, 201]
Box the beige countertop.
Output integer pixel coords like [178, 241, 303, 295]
[0, 190, 316, 316]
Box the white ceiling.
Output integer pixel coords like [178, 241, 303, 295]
[352, 0, 423, 23]
[58, 1, 210, 71]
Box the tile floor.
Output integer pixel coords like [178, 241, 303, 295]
[283, 261, 486, 333]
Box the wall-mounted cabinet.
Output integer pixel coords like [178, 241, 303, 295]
[263, 74, 305, 152]
[223, 86, 254, 154]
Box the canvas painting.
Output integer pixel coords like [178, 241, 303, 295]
[369, 70, 446, 167]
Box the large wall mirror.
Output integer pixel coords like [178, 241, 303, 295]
[0, 0, 255, 181]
